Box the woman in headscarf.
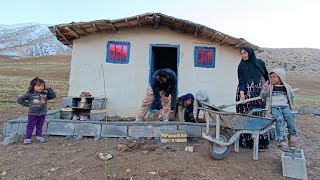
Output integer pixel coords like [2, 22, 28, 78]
[236, 46, 270, 149]
[174, 93, 195, 122]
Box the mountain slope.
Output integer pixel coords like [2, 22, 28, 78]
[0, 23, 70, 59]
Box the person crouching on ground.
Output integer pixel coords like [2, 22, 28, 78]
[136, 68, 177, 122]
[260, 69, 297, 149]
[17, 77, 56, 144]
[174, 93, 195, 122]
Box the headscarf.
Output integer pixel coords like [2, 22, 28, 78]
[181, 93, 194, 113]
[238, 46, 267, 84]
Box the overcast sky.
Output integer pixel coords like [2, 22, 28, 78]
[1, 0, 319, 49]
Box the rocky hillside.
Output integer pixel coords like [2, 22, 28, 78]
[257, 48, 320, 80]
[0, 23, 70, 59]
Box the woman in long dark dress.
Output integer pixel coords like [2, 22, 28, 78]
[236, 46, 270, 149]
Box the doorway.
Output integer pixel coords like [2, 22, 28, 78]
[149, 44, 179, 110]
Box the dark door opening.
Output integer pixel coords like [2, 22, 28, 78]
[150, 46, 178, 109]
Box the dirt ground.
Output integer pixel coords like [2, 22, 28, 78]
[0, 114, 319, 180]
[0, 55, 320, 179]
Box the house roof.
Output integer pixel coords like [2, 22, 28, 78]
[49, 12, 261, 51]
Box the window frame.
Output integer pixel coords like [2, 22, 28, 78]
[106, 41, 130, 64]
[194, 46, 216, 68]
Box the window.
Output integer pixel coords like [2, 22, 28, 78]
[194, 46, 216, 68]
[106, 41, 130, 64]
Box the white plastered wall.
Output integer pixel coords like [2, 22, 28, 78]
[69, 26, 241, 117]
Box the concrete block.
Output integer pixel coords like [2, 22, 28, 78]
[18, 122, 48, 136]
[62, 97, 77, 108]
[282, 149, 307, 180]
[152, 125, 177, 137]
[74, 123, 101, 137]
[101, 125, 127, 138]
[201, 127, 216, 136]
[47, 122, 75, 136]
[61, 108, 75, 120]
[4, 122, 18, 136]
[18, 123, 28, 136]
[128, 126, 153, 138]
[61, 111, 74, 120]
[178, 125, 202, 137]
[90, 110, 106, 121]
[91, 98, 107, 110]
[47, 109, 61, 119]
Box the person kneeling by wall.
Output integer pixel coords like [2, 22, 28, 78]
[174, 93, 195, 122]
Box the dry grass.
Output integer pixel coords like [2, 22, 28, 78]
[0, 55, 71, 126]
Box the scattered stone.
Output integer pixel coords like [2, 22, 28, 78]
[148, 171, 157, 175]
[117, 144, 129, 152]
[2, 171, 7, 176]
[126, 169, 131, 173]
[0, 132, 18, 146]
[314, 110, 320, 116]
[127, 141, 140, 150]
[44, 167, 59, 177]
[98, 153, 112, 160]
[142, 146, 156, 151]
[142, 150, 149, 155]
[185, 146, 194, 152]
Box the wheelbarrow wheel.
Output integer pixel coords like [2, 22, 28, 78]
[207, 130, 231, 160]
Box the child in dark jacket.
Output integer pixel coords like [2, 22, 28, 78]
[260, 69, 297, 149]
[17, 77, 56, 144]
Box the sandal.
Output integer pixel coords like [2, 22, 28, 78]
[288, 141, 296, 150]
[277, 141, 286, 149]
[36, 136, 46, 143]
[24, 139, 31, 144]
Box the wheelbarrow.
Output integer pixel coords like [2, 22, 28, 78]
[198, 101, 275, 160]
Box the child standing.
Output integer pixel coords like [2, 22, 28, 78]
[260, 69, 297, 149]
[17, 77, 56, 144]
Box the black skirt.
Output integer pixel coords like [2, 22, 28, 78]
[236, 81, 269, 149]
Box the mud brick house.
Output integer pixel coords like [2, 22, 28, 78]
[49, 13, 261, 118]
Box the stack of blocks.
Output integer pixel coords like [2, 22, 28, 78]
[61, 97, 107, 121]
[282, 149, 307, 179]
[160, 130, 188, 143]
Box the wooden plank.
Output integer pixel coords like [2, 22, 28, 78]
[136, 16, 142, 28]
[182, 22, 188, 33]
[194, 25, 200, 37]
[171, 18, 175, 25]
[125, 19, 132, 29]
[77, 24, 89, 34]
[236, 39, 246, 47]
[92, 23, 101, 33]
[211, 32, 218, 41]
[105, 21, 117, 32]
[55, 27, 72, 45]
[153, 14, 161, 29]
[65, 27, 79, 38]
[220, 36, 228, 45]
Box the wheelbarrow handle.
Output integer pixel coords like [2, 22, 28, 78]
[217, 97, 262, 109]
[217, 88, 299, 109]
